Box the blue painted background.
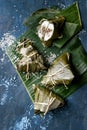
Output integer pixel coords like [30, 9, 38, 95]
[0, 0, 87, 130]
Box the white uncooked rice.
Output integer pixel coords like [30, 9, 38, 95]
[0, 32, 16, 62]
[46, 52, 57, 64]
[0, 32, 16, 51]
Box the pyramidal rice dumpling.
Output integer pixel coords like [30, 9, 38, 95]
[33, 84, 64, 115]
[41, 52, 74, 88]
[37, 16, 65, 47]
[16, 39, 46, 79]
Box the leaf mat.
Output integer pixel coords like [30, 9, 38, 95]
[7, 2, 87, 103]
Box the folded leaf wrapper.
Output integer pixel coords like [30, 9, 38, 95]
[34, 84, 64, 115]
[37, 16, 65, 47]
[41, 52, 74, 87]
[15, 39, 46, 79]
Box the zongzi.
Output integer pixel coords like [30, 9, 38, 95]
[16, 39, 46, 79]
[37, 16, 65, 47]
[41, 52, 74, 88]
[33, 84, 64, 115]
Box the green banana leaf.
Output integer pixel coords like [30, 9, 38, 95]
[6, 2, 87, 104]
[7, 36, 87, 102]
[24, 2, 82, 48]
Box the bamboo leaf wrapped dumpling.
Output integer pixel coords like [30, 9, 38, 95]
[41, 52, 74, 88]
[16, 39, 46, 79]
[37, 16, 65, 47]
[33, 84, 64, 115]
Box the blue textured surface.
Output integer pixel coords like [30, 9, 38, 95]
[0, 0, 87, 130]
